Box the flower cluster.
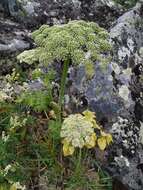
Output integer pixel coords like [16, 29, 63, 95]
[17, 20, 111, 79]
[61, 110, 113, 156]
[10, 115, 28, 131]
[6, 68, 20, 83]
[61, 113, 96, 156]
[0, 162, 26, 189]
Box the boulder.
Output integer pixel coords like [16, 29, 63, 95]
[0, 0, 123, 29]
[66, 2, 143, 189]
[0, 0, 19, 16]
[0, 17, 31, 74]
[106, 3, 143, 190]
[0, 18, 30, 53]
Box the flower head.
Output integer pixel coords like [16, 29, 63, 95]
[61, 112, 98, 156]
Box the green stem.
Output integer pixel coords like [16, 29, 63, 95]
[58, 59, 69, 122]
[75, 148, 82, 175]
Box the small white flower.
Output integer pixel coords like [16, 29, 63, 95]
[2, 131, 9, 142]
[10, 115, 21, 128]
[10, 115, 27, 129]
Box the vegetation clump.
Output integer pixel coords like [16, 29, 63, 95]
[0, 20, 113, 189]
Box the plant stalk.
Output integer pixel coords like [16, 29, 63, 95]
[58, 59, 69, 122]
[75, 148, 82, 176]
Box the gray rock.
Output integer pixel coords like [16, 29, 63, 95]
[20, 0, 40, 16]
[65, 3, 143, 190]
[0, 18, 31, 74]
[0, 18, 30, 53]
[0, 0, 19, 16]
[3, 0, 122, 29]
[106, 3, 143, 190]
[67, 63, 125, 123]
[0, 39, 29, 52]
[110, 6, 143, 65]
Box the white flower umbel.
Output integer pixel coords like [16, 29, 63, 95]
[61, 114, 94, 148]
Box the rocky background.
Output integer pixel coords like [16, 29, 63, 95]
[0, 0, 143, 189]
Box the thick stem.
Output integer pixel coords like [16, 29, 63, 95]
[58, 59, 69, 122]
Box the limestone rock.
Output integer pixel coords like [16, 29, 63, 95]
[1, 0, 122, 29]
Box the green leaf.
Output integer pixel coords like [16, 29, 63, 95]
[17, 90, 52, 112]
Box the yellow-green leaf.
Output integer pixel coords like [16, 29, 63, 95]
[83, 110, 95, 122]
[92, 120, 101, 129]
[97, 137, 107, 150]
[100, 130, 107, 136]
[63, 140, 75, 156]
[106, 134, 113, 145]
[85, 133, 97, 148]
